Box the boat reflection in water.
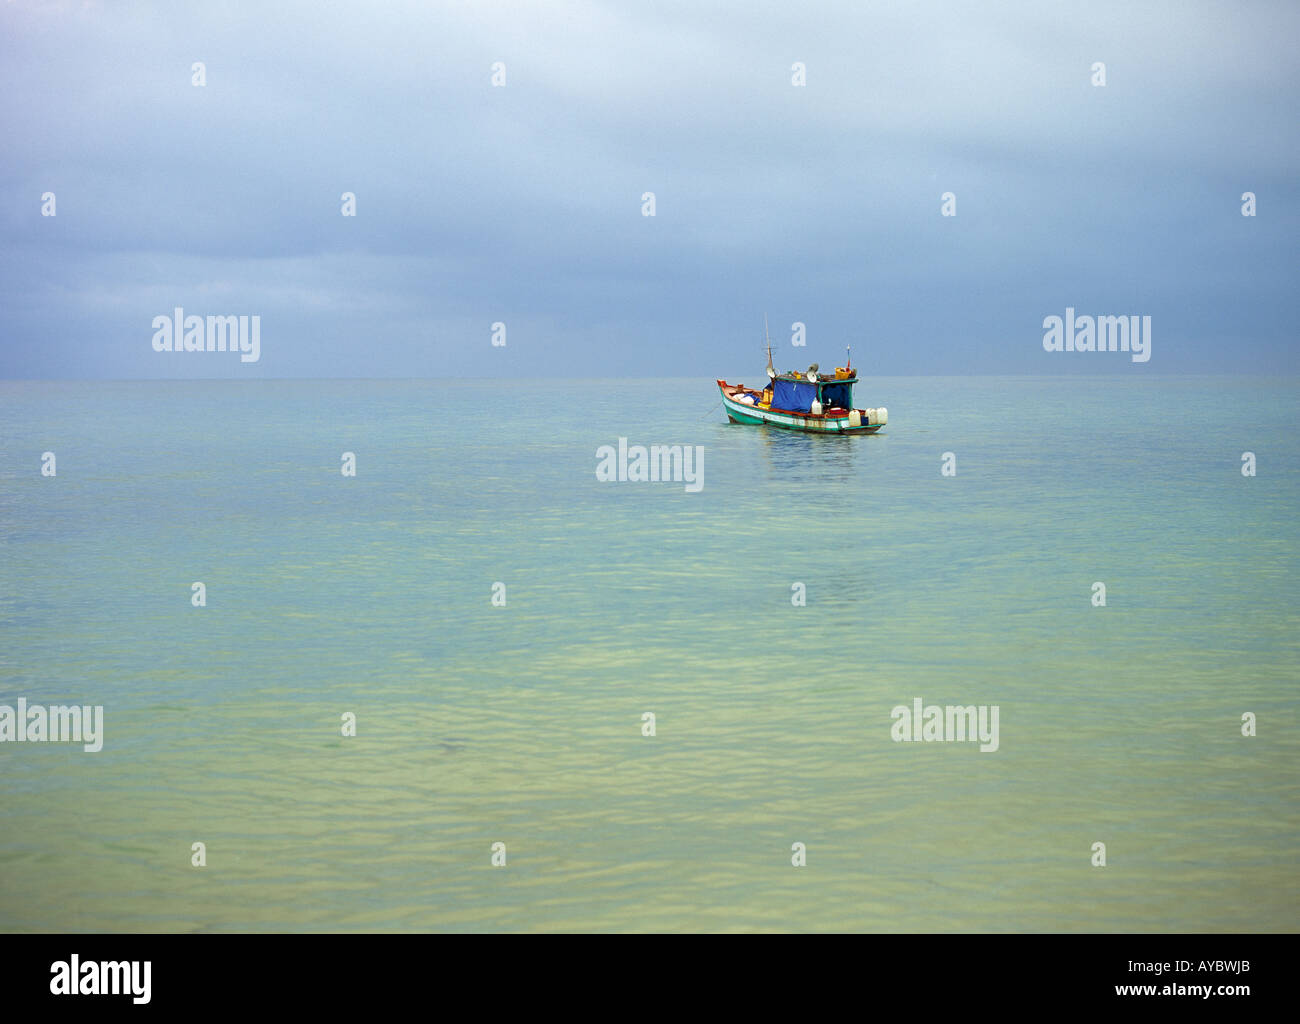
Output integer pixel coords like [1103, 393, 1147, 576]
[754, 423, 870, 487]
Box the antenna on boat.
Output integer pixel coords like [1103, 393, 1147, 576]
[846, 345, 851, 372]
[764, 313, 776, 379]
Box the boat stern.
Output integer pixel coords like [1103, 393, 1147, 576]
[849, 406, 887, 428]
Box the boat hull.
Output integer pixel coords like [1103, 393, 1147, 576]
[717, 381, 884, 434]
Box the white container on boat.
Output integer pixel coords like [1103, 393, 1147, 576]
[810, 400, 823, 416]
[877, 406, 887, 425]
[848, 409, 862, 427]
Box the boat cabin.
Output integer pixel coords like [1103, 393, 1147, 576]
[767, 370, 857, 414]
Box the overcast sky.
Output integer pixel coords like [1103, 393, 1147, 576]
[1, 0, 1296, 378]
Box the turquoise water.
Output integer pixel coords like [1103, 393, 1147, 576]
[1, 376, 1297, 932]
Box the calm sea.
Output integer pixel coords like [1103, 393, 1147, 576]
[1, 376, 1296, 932]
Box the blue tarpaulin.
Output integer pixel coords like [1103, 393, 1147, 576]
[772, 378, 818, 412]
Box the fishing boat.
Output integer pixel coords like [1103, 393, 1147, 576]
[717, 318, 888, 434]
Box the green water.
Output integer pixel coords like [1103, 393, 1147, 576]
[1, 377, 1296, 931]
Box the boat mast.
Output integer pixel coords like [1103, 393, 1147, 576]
[764, 313, 774, 378]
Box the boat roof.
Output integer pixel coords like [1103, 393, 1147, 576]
[772, 371, 857, 383]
